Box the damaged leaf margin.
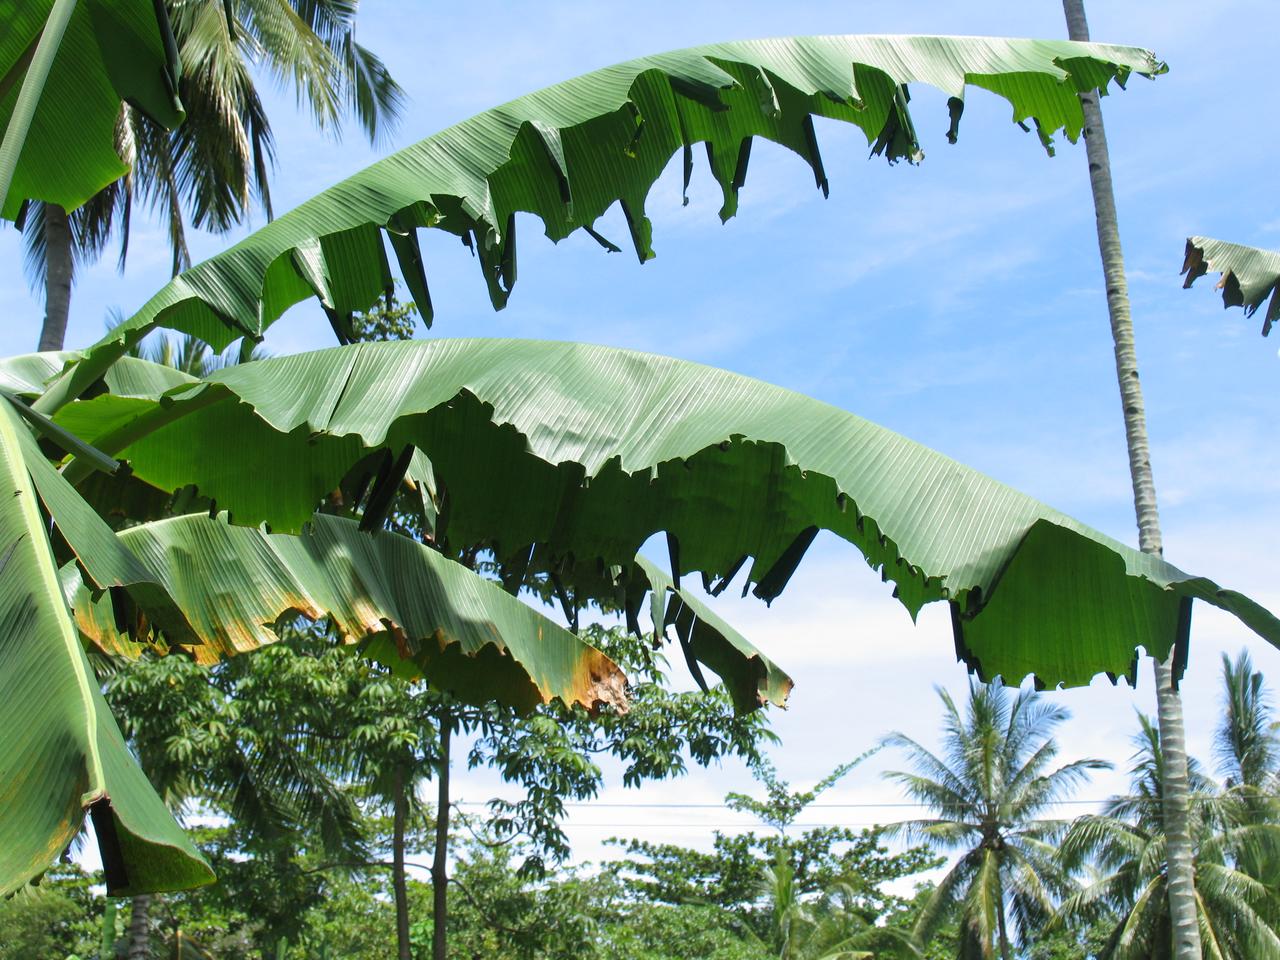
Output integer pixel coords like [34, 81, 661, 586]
[630, 553, 792, 713]
[66, 512, 628, 715]
[53, 338, 1277, 692]
[43, 34, 1164, 409]
[1182, 236, 1280, 336]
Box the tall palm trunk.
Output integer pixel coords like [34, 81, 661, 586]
[995, 892, 1012, 960]
[126, 893, 151, 960]
[1060, 3, 1201, 958]
[432, 711, 453, 960]
[39, 203, 73, 351]
[391, 764, 412, 960]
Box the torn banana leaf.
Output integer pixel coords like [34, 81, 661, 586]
[630, 554, 792, 713]
[532, 543, 791, 712]
[68, 512, 626, 714]
[75, 35, 1162, 361]
[0, 401, 209, 898]
[1, 0, 184, 218]
[56, 338, 1279, 689]
[321, 443, 781, 710]
[1182, 237, 1280, 336]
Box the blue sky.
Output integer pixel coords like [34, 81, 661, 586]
[6, 1, 1279, 874]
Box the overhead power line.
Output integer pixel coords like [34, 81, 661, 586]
[453, 794, 1247, 811]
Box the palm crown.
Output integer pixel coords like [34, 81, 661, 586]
[884, 681, 1108, 958]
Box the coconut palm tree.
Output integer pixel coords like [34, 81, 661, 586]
[884, 681, 1108, 959]
[1216, 651, 1280, 798]
[25, 0, 404, 351]
[1056, 714, 1280, 959]
[1214, 651, 1280, 887]
[1060, 2, 1201, 954]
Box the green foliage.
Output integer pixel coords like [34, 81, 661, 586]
[54, 338, 1279, 695]
[94, 614, 773, 948]
[0, 1, 183, 218]
[82, 35, 1165, 355]
[351, 291, 420, 343]
[0, 866, 100, 960]
[612, 759, 940, 946]
[1181, 237, 1280, 336]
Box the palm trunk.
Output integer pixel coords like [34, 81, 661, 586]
[996, 901, 1012, 960]
[1060, 3, 1201, 958]
[126, 893, 151, 960]
[39, 203, 73, 351]
[431, 710, 452, 960]
[392, 764, 413, 960]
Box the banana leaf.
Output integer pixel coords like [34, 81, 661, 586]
[55, 337, 1278, 689]
[388, 441, 789, 709]
[0, 352, 198, 400]
[1182, 237, 1280, 336]
[66, 512, 628, 714]
[632, 554, 792, 713]
[0, 0, 183, 218]
[65, 35, 1163, 365]
[0, 400, 210, 898]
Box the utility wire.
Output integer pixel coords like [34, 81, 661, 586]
[453, 794, 1249, 810]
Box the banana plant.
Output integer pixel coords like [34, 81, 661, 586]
[9, 1, 1270, 909]
[1181, 237, 1280, 336]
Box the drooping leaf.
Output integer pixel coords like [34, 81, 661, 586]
[282, 439, 781, 710]
[56, 338, 1278, 689]
[74, 35, 1163, 359]
[631, 554, 792, 713]
[0, 400, 210, 898]
[0, 0, 184, 218]
[1182, 237, 1280, 336]
[67, 512, 627, 715]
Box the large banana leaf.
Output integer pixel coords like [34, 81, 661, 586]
[67, 512, 628, 714]
[54, 338, 1279, 689]
[0, 0, 184, 218]
[0, 400, 210, 898]
[2, 349, 788, 708]
[70, 35, 1163, 362]
[1182, 237, 1280, 336]
[3, 355, 634, 895]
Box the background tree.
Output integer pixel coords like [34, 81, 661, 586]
[1215, 651, 1280, 888]
[100, 639, 369, 958]
[1056, 713, 1280, 959]
[1216, 652, 1280, 811]
[613, 758, 939, 946]
[0, 865, 100, 960]
[883, 681, 1108, 959]
[25, 0, 404, 351]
